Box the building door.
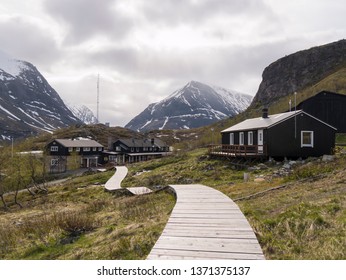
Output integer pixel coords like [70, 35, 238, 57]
[258, 129, 264, 154]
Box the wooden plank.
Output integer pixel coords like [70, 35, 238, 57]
[147, 249, 265, 260]
[104, 166, 128, 191]
[146, 184, 265, 260]
[127, 187, 152, 195]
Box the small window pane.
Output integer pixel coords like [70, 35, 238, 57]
[301, 131, 313, 147]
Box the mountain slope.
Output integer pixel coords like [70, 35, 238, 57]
[125, 81, 252, 131]
[67, 104, 97, 125]
[0, 51, 80, 140]
[251, 39, 346, 107]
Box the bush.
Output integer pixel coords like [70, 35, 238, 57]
[54, 211, 99, 236]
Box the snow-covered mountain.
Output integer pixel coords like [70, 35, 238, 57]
[67, 104, 97, 125]
[0, 51, 80, 140]
[125, 81, 253, 131]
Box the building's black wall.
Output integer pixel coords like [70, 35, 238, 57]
[47, 141, 69, 156]
[297, 91, 346, 133]
[266, 112, 336, 158]
[221, 112, 336, 158]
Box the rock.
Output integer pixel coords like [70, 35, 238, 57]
[252, 40, 346, 106]
[283, 163, 291, 169]
[322, 155, 335, 162]
[254, 177, 266, 182]
[256, 163, 268, 170]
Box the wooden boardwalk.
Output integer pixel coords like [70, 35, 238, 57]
[104, 166, 152, 195]
[105, 166, 129, 191]
[147, 184, 265, 260]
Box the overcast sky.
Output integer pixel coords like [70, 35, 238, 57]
[0, 0, 345, 126]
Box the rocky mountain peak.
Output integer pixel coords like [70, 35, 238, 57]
[0, 52, 80, 141]
[251, 39, 346, 107]
[125, 81, 252, 132]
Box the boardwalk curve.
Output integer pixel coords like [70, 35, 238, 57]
[147, 184, 265, 260]
[104, 166, 152, 195]
[104, 166, 128, 191]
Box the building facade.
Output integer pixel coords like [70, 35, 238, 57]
[212, 110, 337, 159]
[296, 91, 346, 133]
[103, 138, 170, 164]
[46, 139, 104, 173]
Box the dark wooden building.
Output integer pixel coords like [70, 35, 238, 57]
[296, 91, 346, 133]
[213, 109, 337, 159]
[46, 139, 104, 173]
[103, 138, 170, 164]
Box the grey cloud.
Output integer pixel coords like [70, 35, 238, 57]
[138, 0, 272, 26]
[0, 17, 60, 68]
[43, 0, 133, 45]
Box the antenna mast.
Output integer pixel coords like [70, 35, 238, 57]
[97, 74, 100, 123]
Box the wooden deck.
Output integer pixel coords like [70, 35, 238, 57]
[147, 184, 265, 260]
[209, 144, 267, 158]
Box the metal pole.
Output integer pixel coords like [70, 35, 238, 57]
[294, 92, 297, 139]
[11, 136, 14, 158]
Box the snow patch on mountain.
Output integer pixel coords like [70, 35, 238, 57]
[125, 81, 253, 132]
[0, 51, 81, 141]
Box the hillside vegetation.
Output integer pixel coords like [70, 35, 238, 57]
[0, 171, 174, 259]
[0, 147, 345, 259]
[121, 149, 346, 260]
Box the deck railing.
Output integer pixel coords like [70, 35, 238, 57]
[208, 144, 267, 158]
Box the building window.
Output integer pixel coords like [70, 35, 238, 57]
[115, 146, 121, 152]
[51, 159, 59, 166]
[98, 147, 103, 151]
[51, 146, 58, 152]
[301, 131, 314, 147]
[83, 147, 91, 152]
[68, 147, 73, 152]
[76, 147, 80, 152]
[230, 133, 234, 145]
[143, 147, 148, 152]
[239, 132, 244, 145]
[93, 147, 97, 151]
[248, 131, 253, 145]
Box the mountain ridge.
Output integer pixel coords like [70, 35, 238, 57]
[0, 51, 81, 141]
[251, 39, 346, 107]
[125, 81, 252, 132]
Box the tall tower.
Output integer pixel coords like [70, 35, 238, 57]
[96, 74, 100, 123]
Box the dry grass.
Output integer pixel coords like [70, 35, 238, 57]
[0, 171, 175, 260]
[236, 158, 346, 259]
[1, 148, 345, 260]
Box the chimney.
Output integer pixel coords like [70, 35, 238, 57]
[108, 137, 114, 150]
[262, 108, 269, 118]
[151, 138, 155, 146]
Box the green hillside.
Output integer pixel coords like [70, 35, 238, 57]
[1, 148, 345, 259]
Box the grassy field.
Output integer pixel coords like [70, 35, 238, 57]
[0, 149, 345, 259]
[123, 149, 346, 259]
[0, 171, 175, 259]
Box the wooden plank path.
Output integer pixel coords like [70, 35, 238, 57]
[105, 166, 129, 191]
[147, 184, 265, 260]
[104, 166, 152, 195]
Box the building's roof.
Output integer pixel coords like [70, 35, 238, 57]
[116, 138, 168, 148]
[221, 110, 337, 133]
[54, 139, 103, 148]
